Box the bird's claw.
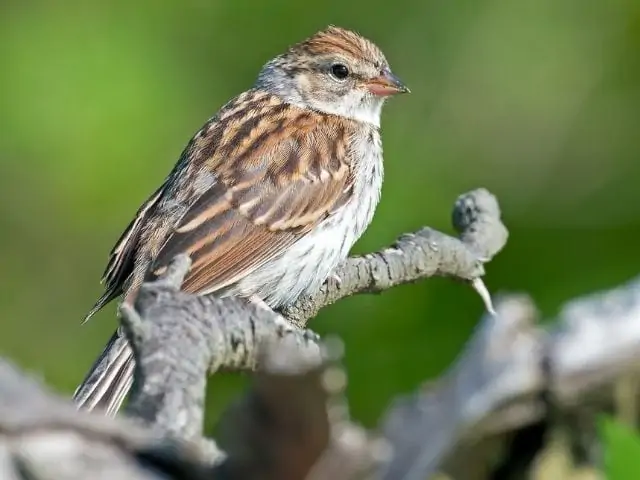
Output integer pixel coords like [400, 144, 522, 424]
[328, 272, 342, 286]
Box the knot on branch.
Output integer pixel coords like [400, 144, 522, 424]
[452, 188, 508, 261]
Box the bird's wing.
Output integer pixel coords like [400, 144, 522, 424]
[150, 91, 357, 295]
[83, 181, 169, 322]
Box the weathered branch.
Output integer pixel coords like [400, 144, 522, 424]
[380, 275, 640, 479]
[122, 254, 320, 446]
[3, 187, 640, 479]
[0, 357, 211, 479]
[0, 316, 337, 480]
[282, 188, 507, 324]
[0, 187, 508, 480]
[121, 187, 508, 446]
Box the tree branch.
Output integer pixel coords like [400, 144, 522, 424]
[123, 254, 320, 446]
[282, 188, 507, 324]
[3, 188, 639, 479]
[380, 275, 640, 479]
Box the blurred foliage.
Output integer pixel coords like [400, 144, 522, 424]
[602, 416, 640, 478]
[1, 0, 640, 476]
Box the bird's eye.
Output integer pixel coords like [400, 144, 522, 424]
[330, 63, 350, 80]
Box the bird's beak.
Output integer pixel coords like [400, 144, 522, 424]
[366, 69, 410, 97]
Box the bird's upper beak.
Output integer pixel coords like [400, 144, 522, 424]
[366, 69, 410, 97]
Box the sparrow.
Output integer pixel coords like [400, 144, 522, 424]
[73, 25, 409, 416]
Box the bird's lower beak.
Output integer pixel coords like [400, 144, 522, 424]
[366, 69, 410, 97]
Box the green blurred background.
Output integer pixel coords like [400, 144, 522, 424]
[1, 0, 640, 475]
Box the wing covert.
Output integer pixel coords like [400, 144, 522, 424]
[150, 100, 356, 295]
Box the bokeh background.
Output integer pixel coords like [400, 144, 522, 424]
[1, 0, 640, 476]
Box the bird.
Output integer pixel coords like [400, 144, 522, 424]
[73, 25, 409, 416]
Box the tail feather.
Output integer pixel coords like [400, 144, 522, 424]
[73, 331, 135, 416]
[106, 357, 135, 415]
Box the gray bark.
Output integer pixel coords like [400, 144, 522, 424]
[1, 188, 635, 479]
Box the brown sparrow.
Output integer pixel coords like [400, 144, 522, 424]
[74, 26, 409, 415]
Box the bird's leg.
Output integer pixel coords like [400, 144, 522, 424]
[248, 294, 274, 314]
[328, 272, 342, 286]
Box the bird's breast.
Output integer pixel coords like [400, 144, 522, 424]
[231, 127, 384, 307]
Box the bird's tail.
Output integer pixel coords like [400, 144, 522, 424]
[73, 331, 135, 416]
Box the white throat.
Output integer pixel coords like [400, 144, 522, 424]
[308, 93, 384, 127]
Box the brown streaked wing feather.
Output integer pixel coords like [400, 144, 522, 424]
[150, 98, 355, 296]
[84, 182, 168, 322]
[102, 184, 166, 285]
